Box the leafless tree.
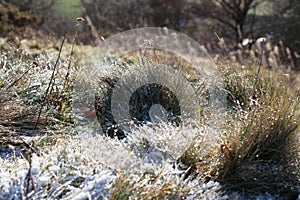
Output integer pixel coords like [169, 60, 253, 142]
[196, 0, 264, 47]
[81, 0, 188, 36]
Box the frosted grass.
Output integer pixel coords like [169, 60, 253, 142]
[0, 122, 228, 199]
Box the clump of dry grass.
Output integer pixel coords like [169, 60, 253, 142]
[181, 66, 300, 197]
[179, 67, 300, 198]
[218, 68, 300, 197]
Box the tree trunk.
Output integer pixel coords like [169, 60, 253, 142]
[236, 23, 244, 47]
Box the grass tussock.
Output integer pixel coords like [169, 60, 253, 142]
[181, 65, 300, 197]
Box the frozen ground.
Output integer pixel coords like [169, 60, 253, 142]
[1, 124, 299, 199]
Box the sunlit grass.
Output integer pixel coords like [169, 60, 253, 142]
[179, 66, 300, 197]
[219, 68, 300, 196]
[0, 37, 299, 199]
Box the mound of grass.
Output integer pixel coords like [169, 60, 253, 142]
[180, 65, 300, 198]
[221, 69, 299, 195]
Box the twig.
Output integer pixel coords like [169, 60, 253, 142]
[6, 66, 34, 91]
[62, 29, 77, 91]
[62, 18, 86, 102]
[139, 49, 146, 66]
[85, 15, 104, 45]
[0, 63, 37, 103]
[34, 37, 66, 129]
[252, 38, 266, 99]
[214, 32, 230, 62]
[25, 146, 36, 200]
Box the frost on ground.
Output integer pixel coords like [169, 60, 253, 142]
[0, 39, 228, 199]
[0, 134, 116, 199]
[1, 124, 297, 199]
[0, 124, 225, 199]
